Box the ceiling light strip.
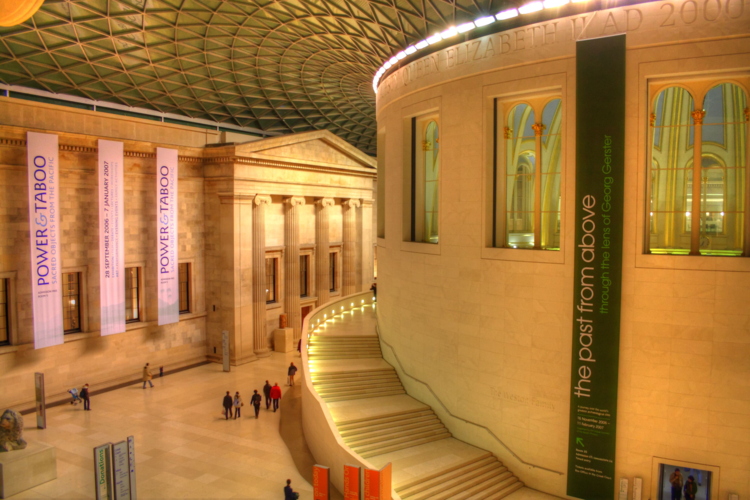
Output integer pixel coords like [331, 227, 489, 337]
[372, 0, 596, 94]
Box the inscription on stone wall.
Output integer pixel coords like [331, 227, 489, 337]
[491, 387, 556, 410]
[378, 0, 747, 99]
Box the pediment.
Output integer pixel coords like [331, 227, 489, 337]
[234, 130, 375, 170]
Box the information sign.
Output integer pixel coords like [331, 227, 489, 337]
[312, 464, 330, 500]
[343, 465, 361, 500]
[94, 444, 113, 500]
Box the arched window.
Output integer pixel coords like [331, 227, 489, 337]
[649, 82, 747, 255]
[409, 114, 440, 244]
[500, 98, 562, 250]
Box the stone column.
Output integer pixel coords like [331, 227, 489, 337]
[342, 199, 361, 296]
[284, 196, 306, 341]
[218, 193, 257, 365]
[315, 198, 335, 306]
[252, 195, 272, 357]
[360, 199, 374, 292]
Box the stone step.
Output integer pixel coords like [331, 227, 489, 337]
[395, 453, 494, 495]
[353, 426, 450, 454]
[481, 481, 525, 500]
[313, 375, 401, 388]
[324, 389, 406, 402]
[346, 422, 446, 447]
[452, 473, 520, 500]
[317, 381, 404, 397]
[308, 349, 383, 355]
[309, 335, 379, 341]
[358, 432, 451, 459]
[337, 408, 433, 429]
[308, 353, 383, 359]
[311, 368, 395, 379]
[409, 460, 513, 500]
[340, 414, 439, 438]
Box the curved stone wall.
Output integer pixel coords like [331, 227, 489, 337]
[375, 1, 750, 497]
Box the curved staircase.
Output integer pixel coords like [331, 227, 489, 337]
[307, 306, 526, 500]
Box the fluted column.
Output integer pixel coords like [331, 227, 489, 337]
[284, 196, 305, 341]
[342, 199, 361, 296]
[252, 195, 272, 357]
[315, 198, 335, 306]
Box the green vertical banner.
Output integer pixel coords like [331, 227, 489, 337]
[567, 34, 626, 500]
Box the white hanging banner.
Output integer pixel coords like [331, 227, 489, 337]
[156, 147, 178, 325]
[99, 140, 125, 335]
[27, 132, 63, 348]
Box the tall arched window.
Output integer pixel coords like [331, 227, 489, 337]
[649, 81, 747, 255]
[500, 97, 562, 250]
[409, 114, 440, 244]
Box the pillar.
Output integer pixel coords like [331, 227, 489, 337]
[315, 198, 334, 306]
[284, 196, 305, 341]
[342, 199, 361, 296]
[252, 195, 272, 357]
[360, 199, 374, 292]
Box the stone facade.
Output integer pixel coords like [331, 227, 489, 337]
[375, 2, 750, 498]
[0, 97, 376, 410]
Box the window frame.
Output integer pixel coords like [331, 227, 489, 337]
[408, 113, 441, 244]
[493, 93, 563, 251]
[265, 256, 279, 304]
[62, 271, 82, 334]
[299, 249, 314, 298]
[329, 247, 341, 294]
[0, 277, 10, 346]
[646, 77, 749, 257]
[178, 262, 191, 314]
[125, 266, 142, 324]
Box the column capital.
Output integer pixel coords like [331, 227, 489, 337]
[284, 196, 306, 207]
[316, 197, 335, 208]
[343, 198, 361, 209]
[360, 199, 374, 207]
[254, 194, 272, 206]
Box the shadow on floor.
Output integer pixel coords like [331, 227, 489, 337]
[280, 372, 344, 500]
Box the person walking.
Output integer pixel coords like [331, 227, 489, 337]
[142, 363, 154, 389]
[270, 383, 282, 412]
[222, 391, 233, 420]
[250, 390, 262, 419]
[233, 392, 243, 419]
[287, 362, 298, 386]
[284, 479, 298, 500]
[80, 384, 91, 411]
[263, 380, 272, 410]
[669, 468, 684, 500]
[683, 475, 698, 500]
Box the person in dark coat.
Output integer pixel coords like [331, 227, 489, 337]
[287, 363, 298, 386]
[250, 390, 262, 419]
[80, 384, 90, 411]
[263, 380, 272, 409]
[284, 479, 297, 500]
[222, 391, 233, 420]
[683, 475, 698, 500]
[270, 383, 282, 412]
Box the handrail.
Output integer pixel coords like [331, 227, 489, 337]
[376, 322, 565, 476]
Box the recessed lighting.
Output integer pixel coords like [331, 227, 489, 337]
[440, 27, 458, 39]
[474, 16, 496, 26]
[519, 1, 544, 14]
[415, 40, 429, 49]
[405, 45, 417, 55]
[457, 22, 476, 33]
[496, 8, 519, 20]
[426, 34, 442, 44]
[396, 51, 407, 60]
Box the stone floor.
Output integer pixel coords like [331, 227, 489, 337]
[14, 350, 312, 499]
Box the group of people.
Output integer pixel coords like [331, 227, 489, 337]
[222, 380, 283, 420]
[669, 468, 700, 500]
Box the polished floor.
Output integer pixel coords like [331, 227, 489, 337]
[16, 351, 312, 499]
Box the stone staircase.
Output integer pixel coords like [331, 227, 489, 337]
[312, 367, 406, 402]
[308, 317, 525, 500]
[394, 452, 524, 500]
[336, 407, 451, 458]
[307, 334, 382, 360]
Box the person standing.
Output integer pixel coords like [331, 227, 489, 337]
[263, 380, 272, 409]
[250, 390, 262, 419]
[287, 363, 298, 386]
[222, 391, 233, 420]
[683, 475, 698, 500]
[669, 468, 684, 500]
[270, 383, 282, 412]
[80, 384, 90, 411]
[233, 392, 243, 419]
[284, 479, 298, 500]
[142, 363, 154, 389]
